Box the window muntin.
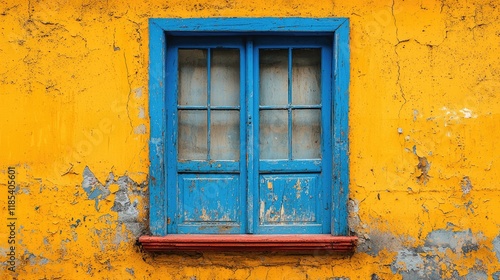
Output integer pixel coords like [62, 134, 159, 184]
[258, 48, 322, 160]
[177, 48, 241, 161]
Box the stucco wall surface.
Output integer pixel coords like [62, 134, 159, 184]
[0, 0, 499, 279]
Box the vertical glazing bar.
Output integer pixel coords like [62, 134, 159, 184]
[207, 48, 212, 161]
[247, 40, 255, 233]
[287, 48, 293, 160]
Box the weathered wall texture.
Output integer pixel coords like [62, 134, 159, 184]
[0, 0, 499, 279]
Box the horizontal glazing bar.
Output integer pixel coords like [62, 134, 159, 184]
[178, 106, 241, 110]
[259, 105, 322, 110]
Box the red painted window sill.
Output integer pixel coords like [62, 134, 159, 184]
[139, 234, 357, 253]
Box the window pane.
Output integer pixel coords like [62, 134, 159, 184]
[178, 49, 207, 106]
[211, 49, 240, 107]
[259, 49, 288, 106]
[260, 110, 288, 159]
[178, 110, 207, 160]
[292, 49, 321, 105]
[292, 109, 321, 159]
[211, 111, 240, 160]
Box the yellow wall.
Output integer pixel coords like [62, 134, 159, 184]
[1, 0, 499, 279]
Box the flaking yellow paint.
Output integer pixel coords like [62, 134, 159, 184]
[1, 0, 499, 279]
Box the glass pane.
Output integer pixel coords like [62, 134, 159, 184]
[178, 49, 207, 106]
[292, 49, 321, 105]
[178, 110, 207, 160]
[292, 110, 321, 159]
[259, 49, 288, 106]
[211, 49, 240, 107]
[260, 110, 288, 159]
[211, 111, 240, 160]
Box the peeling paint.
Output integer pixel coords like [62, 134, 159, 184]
[424, 230, 480, 254]
[133, 124, 147, 134]
[82, 166, 111, 211]
[493, 235, 500, 262]
[391, 249, 425, 278]
[390, 230, 485, 279]
[416, 156, 431, 185]
[461, 176, 473, 195]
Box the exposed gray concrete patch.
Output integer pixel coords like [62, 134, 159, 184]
[23, 250, 50, 266]
[111, 175, 147, 237]
[82, 166, 111, 211]
[133, 87, 143, 98]
[358, 230, 406, 256]
[82, 167, 147, 237]
[492, 271, 500, 280]
[392, 229, 485, 279]
[348, 199, 360, 233]
[493, 235, 500, 262]
[391, 249, 424, 277]
[424, 229, 478, 254]
[461, 176, 473, 195]
[126, 267, 135, 276]
[134, 124, 146, 134]
[465, 271, 487, 280]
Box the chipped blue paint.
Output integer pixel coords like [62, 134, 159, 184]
[332, 19, 350, 236]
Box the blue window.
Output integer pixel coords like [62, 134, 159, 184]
[149, 18, 350, 237]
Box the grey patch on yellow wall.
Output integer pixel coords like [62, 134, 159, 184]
[461, 176, 473, 195]
[358, 230, 408, 256]
[111, 175, 146, 236]
[82, 166, 111, 210]
[391, 229, 483, 279]
[82, 166, 147, 237]
[134, 124, 147, 134]
[493, 235, 500, 262]
[347, 199, 361, 233]
[424, 229, 480, 254]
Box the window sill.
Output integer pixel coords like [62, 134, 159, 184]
[139, 234, 357, 253]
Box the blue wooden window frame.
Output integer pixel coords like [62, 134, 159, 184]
[149, 18, 350, 236]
